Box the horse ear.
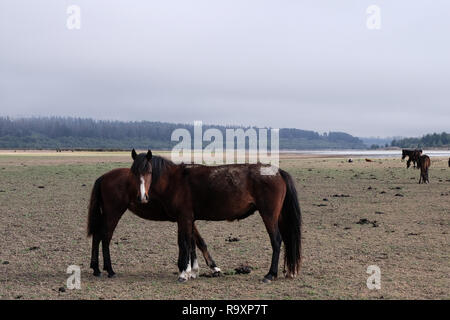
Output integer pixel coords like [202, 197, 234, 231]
[146, 149, 153, 161]
[132, 148, 137, 160]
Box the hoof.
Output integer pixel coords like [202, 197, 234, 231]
[93, 271, 101, 277]
[212, 267, 222, 277]
[262, 277, 272, 284]
[107, 272, 116, 278]
[178, 277, 188, 283]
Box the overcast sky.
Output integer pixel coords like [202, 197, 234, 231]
[0, 1, 449, 137]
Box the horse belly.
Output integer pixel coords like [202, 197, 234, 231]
[193, 194, 256, 221]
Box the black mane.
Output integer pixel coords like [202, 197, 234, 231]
[150, 155, 174, 184]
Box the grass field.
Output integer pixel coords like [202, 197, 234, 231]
[0, 151, 448, 299]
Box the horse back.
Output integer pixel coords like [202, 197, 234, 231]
[181, 163, 284, 220]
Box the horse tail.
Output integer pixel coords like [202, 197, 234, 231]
[87, 176, 103, 237]
[278, 169, 302, 277]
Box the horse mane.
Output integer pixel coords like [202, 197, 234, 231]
[151, 155, 175, 184]
[130, 154, 152, 176]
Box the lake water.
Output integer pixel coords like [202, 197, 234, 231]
[282, 149, 450, 158]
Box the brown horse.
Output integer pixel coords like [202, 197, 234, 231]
[87, 150, 220, 278]
[417, 154, 431, 184]
[149, 160, 302, 283]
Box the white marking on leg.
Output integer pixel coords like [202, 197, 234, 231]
[179, 270, 188, 280]
[186, 258, 192, 278]
[191, 259, 199, 279]
[140, 176, 146, 202]
[213, 267, 221, 273]
[179, 258, 192, 281]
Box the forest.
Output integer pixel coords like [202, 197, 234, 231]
[391, 132, 450, 148]
[0, 117, 368, 150]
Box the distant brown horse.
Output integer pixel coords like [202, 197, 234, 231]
[417, 154, 431, 184]
[149, 160, 302, 283]
[87, 150, 219, 278]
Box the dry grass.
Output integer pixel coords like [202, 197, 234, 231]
[0, 152, 448, 299]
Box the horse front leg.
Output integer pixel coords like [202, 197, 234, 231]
[190, 235, 199, 279]
[177, 218, 193, 282]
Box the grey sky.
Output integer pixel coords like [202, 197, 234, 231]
[0, 0, 449, 137]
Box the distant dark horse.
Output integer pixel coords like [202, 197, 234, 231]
[149, 159, 302, 283]
[417, 154, 431, 184]
[402, 149, 422, 168]
[87, 150, 219, 278]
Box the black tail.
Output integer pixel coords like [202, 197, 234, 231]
[87, 177, 103, 237]
[278, 169, 302, 277]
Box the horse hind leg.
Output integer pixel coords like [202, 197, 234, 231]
[90, 233, 102, 276]
[102, 235, 115, 277]
[419, 171, 426, 184]
[193, 224, 221, 276]
[101, 207, 125, 278]
[265, 227, 282, 283]
[259, 209, 283, 283]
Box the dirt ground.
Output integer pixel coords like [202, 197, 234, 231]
[0, 151, 448, 299]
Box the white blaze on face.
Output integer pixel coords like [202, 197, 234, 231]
[140, 176, 146, 202]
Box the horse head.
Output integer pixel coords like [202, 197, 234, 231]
[130, 149, 153, 204]
[401, 149, 407, 160]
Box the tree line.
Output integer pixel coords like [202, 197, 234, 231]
[0, 117, 366, 150]
[391, 132, 450, 148]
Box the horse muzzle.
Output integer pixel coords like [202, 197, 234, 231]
[137, 194, 149, 204]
